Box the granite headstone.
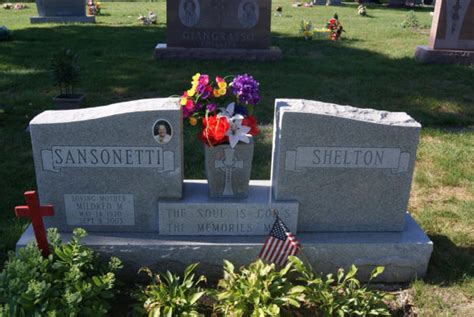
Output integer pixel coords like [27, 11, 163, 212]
[29, 98, 183, 232]
[271, 99, 421, 232]
[415, 0, 474, 64]
[31, 0, 95, 24]
[155, 0, 281, 60]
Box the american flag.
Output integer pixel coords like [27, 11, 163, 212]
[259, 216, 301, 266]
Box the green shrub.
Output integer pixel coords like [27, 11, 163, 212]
[401, 11, 420, 28]
[50, 48, 81, 96]
[0, 228, 122, 317]
[289, 256, 392, 316]
[133, 263, 207, 317]
[212, 259, 304, 317]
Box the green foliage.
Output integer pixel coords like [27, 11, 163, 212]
[289, 256, 392, 316]
[50, 48, 80, 96]
[133, 263, 207, 317]
[212, 259, 304, 317]
[0, 26, 12, 41]
[0, 228, 122, 317]
[401, 11, 420, 28]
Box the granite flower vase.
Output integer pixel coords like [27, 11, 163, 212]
[204, 138, 254, 198]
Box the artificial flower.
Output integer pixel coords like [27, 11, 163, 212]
[231, 74, 260, 105]
[189, 117, 197, 126]
[226, 116, 251, 148]
[200, 115, 230, 146]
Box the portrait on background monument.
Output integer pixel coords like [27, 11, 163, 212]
[153, 120, 173, 144]
[179, 0, 200, 27]
[238, 0, 259, 29]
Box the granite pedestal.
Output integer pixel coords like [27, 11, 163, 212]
[154, 44, 282, 61]
[30, 16, 96, 24]
[415, 45, 474, 65]
[16, 212, 432, 283]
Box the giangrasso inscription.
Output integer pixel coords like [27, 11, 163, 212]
[180, 31, 256, 48]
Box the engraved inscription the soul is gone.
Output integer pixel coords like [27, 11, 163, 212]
[159, 205, 297, 235]
[285, 147, 410, 173]
[65, 194, 135, 226]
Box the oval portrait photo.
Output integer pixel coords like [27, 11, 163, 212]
[153, 120, 173, 144]
[238, 0, 259, 29]
[179, 0, 200, 27]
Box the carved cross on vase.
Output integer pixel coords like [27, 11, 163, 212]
[215, 148, 243, 196]
[15, 191, 54, 256]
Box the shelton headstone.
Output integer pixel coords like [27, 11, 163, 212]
[31, 0, 96, 24]
[415, 0, 474, 64]
[29, 98, 183, 232]
[155, 0, 281, 60]
[272, 99, 421, 232]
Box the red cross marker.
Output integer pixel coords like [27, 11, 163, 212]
[15, 191, 54, 256]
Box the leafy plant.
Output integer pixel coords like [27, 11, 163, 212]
[289, 256, 392, 316]
[212, 259, 304, 317]
[401, 11, 420, 28]
[0, 228, 122, 317]
[133, 263, 207, 317]
[0, 26, 12, 41]
[50, 48, 81, 96]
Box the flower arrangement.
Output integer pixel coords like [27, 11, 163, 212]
[313, 28, 332, 40]
[88, 0, 102, 16]
[300, 20, 313, 40]
[357, 5, 367, 17]
[180, 73, 260, 148]
[326, 14, 344, 41]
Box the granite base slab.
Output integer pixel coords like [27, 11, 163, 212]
[154, 43, 282, 61]
[17, 213, 432, 283]
[415, 45, 474, 65]
[30, 16, 96, 24]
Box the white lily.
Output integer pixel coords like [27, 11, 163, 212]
[220, 102, 235, 118]
[226, 116, 251, 148]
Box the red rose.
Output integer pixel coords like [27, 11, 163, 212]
[199, 115, 230, 146]
[242, 115, 260, 137]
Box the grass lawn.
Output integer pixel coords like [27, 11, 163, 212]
[0, 1, 473, 315]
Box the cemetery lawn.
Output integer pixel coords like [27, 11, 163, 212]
[0, 1, 472, 315]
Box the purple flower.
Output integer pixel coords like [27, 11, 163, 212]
[231, 74, 260, 106]
[207, 103, 217, 113]
[183, 106, 193, 119]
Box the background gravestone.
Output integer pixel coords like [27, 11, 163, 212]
[272, 99, 421, 232]
[29, 98, 183, 232]
[415, 0, 474, 64]
[31, 0, 95, 24]
[155, 0, 281, 60]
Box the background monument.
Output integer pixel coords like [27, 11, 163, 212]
[31, 0, 95, 24]
[155, 0, 282, 60]
[416, 0, 474, 64]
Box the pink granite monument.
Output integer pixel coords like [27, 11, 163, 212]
[416, 0, 474, 64]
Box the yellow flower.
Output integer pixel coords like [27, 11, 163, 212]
[213, 88, 220, 97]
[189, 117, 197, 126]
[218, 87, 226, 96]
[192, 73, 201, 83]
[217, 81, 227, 89]
[180, 97, 187, 106]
